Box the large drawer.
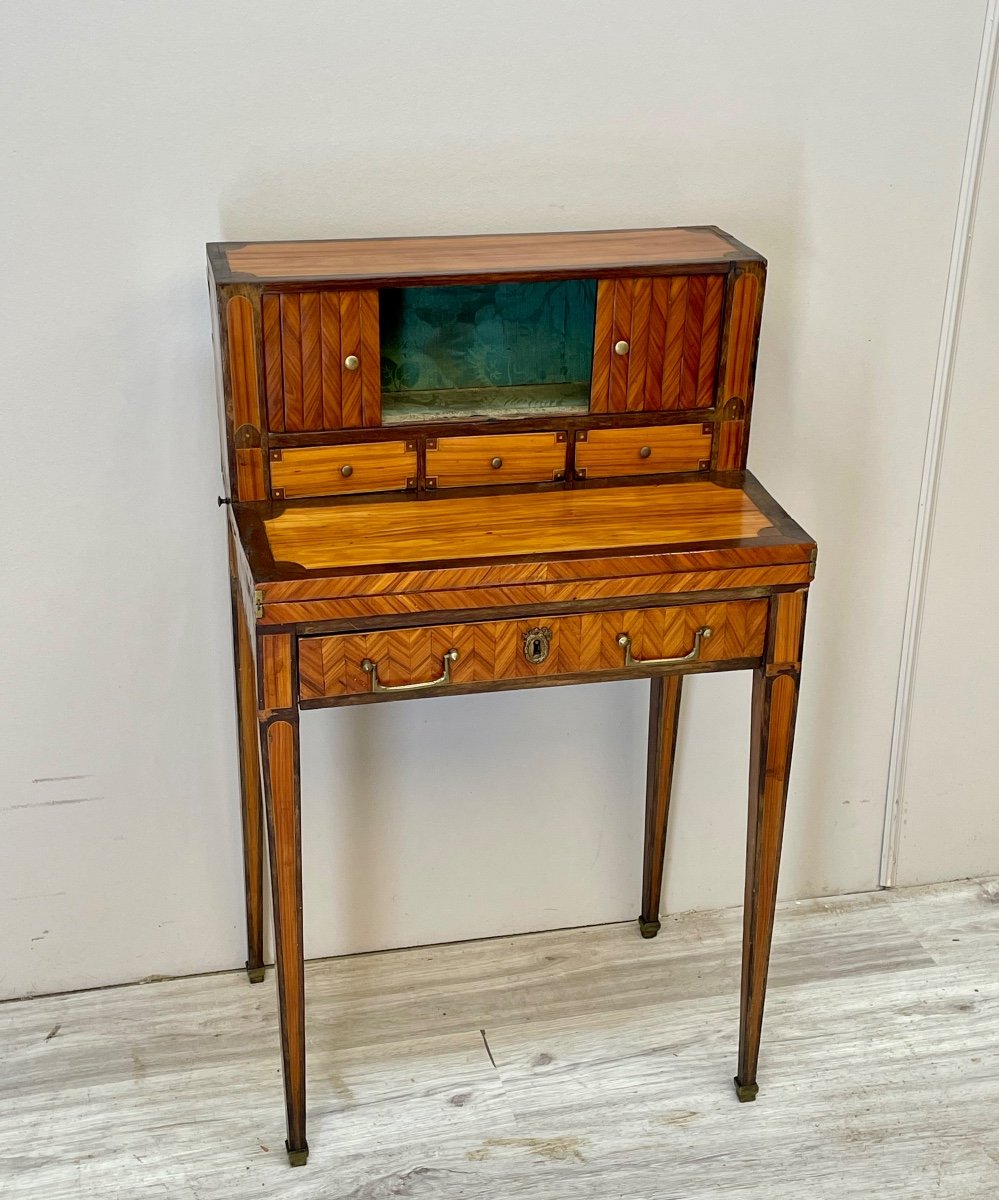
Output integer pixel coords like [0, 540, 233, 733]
[574, 423, 711, 479]
[426, 431, 567, 489]
[298, 599, 767, 700]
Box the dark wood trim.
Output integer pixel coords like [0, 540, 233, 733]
[227, 527, 266, 982]
[298, 656, 762, 710]
[639, 675, 684, 937]
[259, 713, 308, 1164]
[265, 407, 719, 448]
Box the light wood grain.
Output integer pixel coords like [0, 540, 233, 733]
[262, 481, 774, 571]
[298, 600, 767, 699]
[2, 880, 997, 1198]
[427, 432, 567, 488]
[772, 588, 807, 667]
[259, 634, 293, 712]
[574, 424, 711, 479]
[218, 226, 748, 282]
[269, 442, 417, 500]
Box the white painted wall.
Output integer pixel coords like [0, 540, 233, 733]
[0, 1, 988, 999]
[895, 81, 999, 885]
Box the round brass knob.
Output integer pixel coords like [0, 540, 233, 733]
[614, 339, 630, 356]
[490, 457, 503, 470]
[344, 354, 359, 371]
[340, 464, 353, 478]
[639, 445, 652, 459]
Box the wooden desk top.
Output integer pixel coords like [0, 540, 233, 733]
[210, 226, 760, 286]
[235, 474, 814, 583]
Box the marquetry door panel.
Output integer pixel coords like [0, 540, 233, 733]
[590, 275, 724, 414]
[261, 290, 380, 431]
[298, 599, 767, 700]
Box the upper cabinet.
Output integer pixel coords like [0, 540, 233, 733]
[254, 273, 726, 430]
[209, 228, 766, 500]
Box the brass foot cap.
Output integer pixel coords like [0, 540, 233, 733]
[638, 917, 661, 939]
[246, 963, 266, 984]
[286, 1141, 309, 1167]
[734, 1077, 759, 1103]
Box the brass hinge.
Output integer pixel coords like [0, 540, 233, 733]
[254, 589, 263, 619]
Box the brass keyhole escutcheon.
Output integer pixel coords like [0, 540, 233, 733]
[523, 626, 552, 665]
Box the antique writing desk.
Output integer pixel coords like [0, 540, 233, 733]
[208, 227, 816, 1165]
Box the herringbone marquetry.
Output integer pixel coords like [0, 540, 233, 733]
[261, 288, 380, 432]
[591, 274, 724, 415]
[297, 599, 767, 700]
[257, 566, 812, 625]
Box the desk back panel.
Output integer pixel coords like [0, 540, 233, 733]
[209, 228, 766, 503]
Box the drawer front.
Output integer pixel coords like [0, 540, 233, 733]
[574, 424, 711, 479]
[270, 441, 416, 499]
[299, 599, 767, 700]
[426, 432, 567, 489]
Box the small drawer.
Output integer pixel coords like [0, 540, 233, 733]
[298, 599, 767, 700]
[574, 424, 711, 479]
[269, 441, 417, 499]
[426, 432, 567, 489]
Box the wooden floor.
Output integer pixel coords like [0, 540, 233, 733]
[3, 878, 999, 1198]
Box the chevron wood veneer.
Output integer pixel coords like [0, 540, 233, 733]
[209, 227, 816, 1167]
[590, 274, 724, 414]
[298, 600, 767, 700]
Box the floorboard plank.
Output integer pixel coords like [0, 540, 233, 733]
[0, 880, 996, 1198]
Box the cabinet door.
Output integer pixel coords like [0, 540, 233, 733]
[590, 274, 724, 413]
[262, 289, 381, 431]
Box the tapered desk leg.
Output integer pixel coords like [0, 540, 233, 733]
[260, 715, 308, 1165]
[228, 530, 265, 984]
[735, 590, 807, 1102]
[639, 674, 684, 938]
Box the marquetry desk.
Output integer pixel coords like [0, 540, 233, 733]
[209, 226, 816, 1165]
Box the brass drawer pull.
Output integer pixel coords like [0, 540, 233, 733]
[361, 649, 458, 693]
[344, 354, 360, 370]
[614, 339, 630, 355]
[491, 456, 503, 469]
[617, 626, 712, 668]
